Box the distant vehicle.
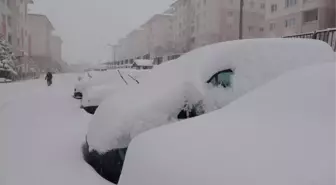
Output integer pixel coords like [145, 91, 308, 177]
[82, 39, 335, 184]
[119, 62, 335, 185]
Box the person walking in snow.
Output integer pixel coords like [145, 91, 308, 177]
[45, 72, 53, 86]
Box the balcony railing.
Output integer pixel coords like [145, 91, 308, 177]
[284, 28, 336, 51]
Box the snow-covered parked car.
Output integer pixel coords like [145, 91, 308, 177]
[81, 72, 141, 114]
[74, 70, 127, 100]
[82, 39, 335, 184]
[119, 62, 335, 185]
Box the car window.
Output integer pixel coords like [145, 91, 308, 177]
[208, 69, 234, 88]
[217, 70, 233, 88]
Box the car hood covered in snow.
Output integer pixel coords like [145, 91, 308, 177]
[87, 38, 335, 152]
[120, 62, 335, 185]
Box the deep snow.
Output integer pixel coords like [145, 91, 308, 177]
[120, 62, 335, 185]
[87, 39, 335, 153]
[0, 74, 112, 185]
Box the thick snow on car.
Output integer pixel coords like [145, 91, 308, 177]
[81, 71, 142, 114]
[120, 62, 335, 185]
[82, 39, 335, 184]
[73, 70, 123, 99]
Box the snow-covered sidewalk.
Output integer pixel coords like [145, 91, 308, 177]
[0, 74, 112, 185]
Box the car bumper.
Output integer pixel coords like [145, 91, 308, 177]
[82, 137, 127, 184]
[83, 106, 98, 115]
[73, 92, 83, 99]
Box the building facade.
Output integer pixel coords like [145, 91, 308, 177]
[142, 14, 175, 57]
[27, 14, 56, 71]
[0, 0, 12, 41]
[265, 0, 335, 37]
[50, 35, 63, 66]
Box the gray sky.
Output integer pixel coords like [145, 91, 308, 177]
[29, 0, 173, 64]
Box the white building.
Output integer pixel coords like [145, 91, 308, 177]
[219, 0, 266, 41]
[27, 14, 56, 71]
[117, 28, 148, 60]
[171, 0, 195, 52]
[142, 14, 175, 57]
[265, 0, 335, 37]
[0, 0, 12, 41]
[50, 35, 63, 65]
[171, 0, 266, 51]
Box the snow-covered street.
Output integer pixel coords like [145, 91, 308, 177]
[0, 75, 112, 185]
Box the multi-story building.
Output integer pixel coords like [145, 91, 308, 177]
[171, 0, 266, 51]
[142, 14, 175, 57]
[117, 28, 148, 60]
[0, 0, 11, 41]
[171, 0, 195, 52]
[50, 35, 63, 66]
[27, 14, 55, 71]
[219, 0, 266, 41]
[265, 0, 335, 37]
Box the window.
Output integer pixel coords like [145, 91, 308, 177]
[260, 3, 265, 9]
[208, 69, 234, 88]
[285, 18, 296, 28]
[271, 4, 277, 13]
[259, 27, 264, 32]
[8, 33, 11, 44]
[303, 9, 318, 23]
[7, 16, 11, 27]
[285, 0, 297, 8]
[248, 26, 254, 32]
[249, 1, 255, 8]
[270, 23, 276, 30]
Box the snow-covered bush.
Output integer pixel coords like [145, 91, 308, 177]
[0, 39, 17, 78]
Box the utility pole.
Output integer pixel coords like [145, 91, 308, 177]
[239, 0, 244, 40]
[107, 44, 119, 62]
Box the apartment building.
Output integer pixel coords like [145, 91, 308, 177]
[171, 0, 195, 52]
[265, 0, 335, 37]
[27, 14, 55, 71]
[219, 0, 266, 41]
[142, 14, 175, 57]
[172, 0, 266, 51]
[0, 0, 11, 41]
[117, 28, 148, 60]
[50, 35, 63, 65]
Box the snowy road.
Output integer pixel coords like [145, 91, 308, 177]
[0, 75, 112, 185]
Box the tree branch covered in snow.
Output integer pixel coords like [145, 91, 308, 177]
[0, 39, 18, 76]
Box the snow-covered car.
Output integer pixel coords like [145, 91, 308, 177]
[74, 70, 127, 100]
[82, 39, 335, 184]
[119, 62, 335, 185]
[81, 74, 140, 114]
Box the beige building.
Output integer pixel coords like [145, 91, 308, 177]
[171, 0, 266, 51]
[265, 0, 335, 37]
[171, 0, 195, 52]
[142, 14, 175, 57]
[50, 35, 63, 65]
[27, 14, 56, 71]
[0, 0, 11, 41]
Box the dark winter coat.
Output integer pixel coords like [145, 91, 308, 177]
[45, 72, 53, 81]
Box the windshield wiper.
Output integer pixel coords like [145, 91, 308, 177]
[117, 70, 128, 85]
[128, 74, 140, 84]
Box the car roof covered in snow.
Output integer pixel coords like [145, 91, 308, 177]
[87, 38, 335, 152]
[119, 62, 336, 185]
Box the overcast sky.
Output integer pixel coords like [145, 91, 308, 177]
[29, 0, 173, 64]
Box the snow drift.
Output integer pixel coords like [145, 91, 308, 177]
[87, 38, 335, 153]
[120, 62, 335, 185]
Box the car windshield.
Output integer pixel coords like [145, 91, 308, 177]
[1, 1, 335, 185]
